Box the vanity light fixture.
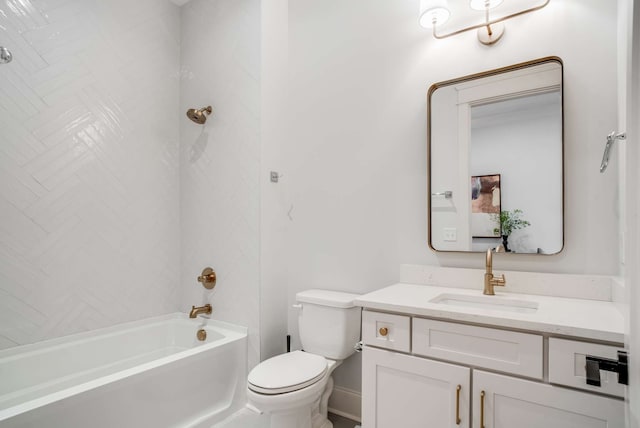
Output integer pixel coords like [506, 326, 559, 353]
[419, 0, 550, 45]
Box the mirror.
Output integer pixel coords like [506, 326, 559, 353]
[428, 57, 563, 254]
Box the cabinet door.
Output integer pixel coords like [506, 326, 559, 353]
[362, 346, 470, 428]
[472, 370, 625, 428]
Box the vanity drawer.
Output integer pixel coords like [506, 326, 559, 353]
[549, 338, 626, 398]
[362, 311, 410, 353]
[412, 318, 543, 379]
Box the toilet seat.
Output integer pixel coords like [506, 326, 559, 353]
[248, 350, 328, 395]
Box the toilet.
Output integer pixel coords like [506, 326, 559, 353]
[247, 289, 361, 428]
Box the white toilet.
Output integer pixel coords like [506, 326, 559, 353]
[247, 289, 361, 428]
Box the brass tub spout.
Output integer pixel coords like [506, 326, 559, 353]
[189, 304, 212, 318]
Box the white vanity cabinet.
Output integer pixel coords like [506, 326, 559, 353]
[473, 370, 625, 428]
[361, 310, 625, 428]
[362, 346, 470, 428]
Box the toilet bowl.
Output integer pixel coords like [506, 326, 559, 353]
[246, 290, 361, 428]
[247, 351, 339, 428]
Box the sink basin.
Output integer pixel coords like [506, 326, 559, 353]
[429, 293, 539, 313]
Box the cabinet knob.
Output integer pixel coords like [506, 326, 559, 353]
[379, 327, 388, 336]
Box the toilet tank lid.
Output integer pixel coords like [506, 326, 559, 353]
[296, 289, 360, 308]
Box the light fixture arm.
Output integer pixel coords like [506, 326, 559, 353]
[432, 0, 549, 40]
[485, 7, 494, 37]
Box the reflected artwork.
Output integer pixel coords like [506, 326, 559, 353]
[471, 174, 501, 238]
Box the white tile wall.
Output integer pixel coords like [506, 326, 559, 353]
[179, 0, 261, 369]
[0, 0, 182, 349]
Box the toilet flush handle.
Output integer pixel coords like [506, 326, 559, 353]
[292, 304, 302, 309]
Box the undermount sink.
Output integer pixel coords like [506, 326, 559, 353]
[429, 293, 539, 314]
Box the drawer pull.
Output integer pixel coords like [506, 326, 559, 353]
[480, 390, 486, 428]
[379, 327, 388, 336]
[455, 385, 461, 425]
[585, 351, 628, 386]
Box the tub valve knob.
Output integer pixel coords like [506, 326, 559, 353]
[197, 267, 216, 289]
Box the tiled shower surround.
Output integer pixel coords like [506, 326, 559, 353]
[0, 0, 181, 348]
[0, 0, 260, 359]
[179, 0, 261, 369]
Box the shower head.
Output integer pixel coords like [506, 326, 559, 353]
[186, 106, 212, 124]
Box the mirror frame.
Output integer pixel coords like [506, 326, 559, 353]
[427, 56, 564, 254]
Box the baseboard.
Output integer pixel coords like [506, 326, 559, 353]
[328, 386, 361, 422]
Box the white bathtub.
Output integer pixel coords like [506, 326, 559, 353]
[0, 313, 247, 428]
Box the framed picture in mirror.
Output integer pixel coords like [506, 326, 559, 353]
[471, 174, 501, 238]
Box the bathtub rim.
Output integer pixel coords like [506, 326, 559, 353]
[0, 313, 248, 422]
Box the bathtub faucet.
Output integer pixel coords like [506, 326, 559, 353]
[189, 304, 212, 318]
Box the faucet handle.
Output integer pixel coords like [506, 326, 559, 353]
[197, 267, 217, 289]
[493, 274, 506, 286]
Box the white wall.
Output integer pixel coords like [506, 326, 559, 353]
[179, 0, 262, 369]
[0, 0, 181, 349]
[260, 0, 290, 361]
[284, 0, 619, 393]
[619, 0, 639, 424]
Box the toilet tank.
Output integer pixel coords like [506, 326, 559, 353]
[296, 289, 361, 360]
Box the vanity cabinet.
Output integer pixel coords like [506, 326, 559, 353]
[473, 370, 625, 428]
[361, 310, 625, 428]
[362, 346, 470, 428]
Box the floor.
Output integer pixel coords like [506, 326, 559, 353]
[212, 410, 359, 428]
[328, 413, 360, 428]
[211, 409, 265, 428]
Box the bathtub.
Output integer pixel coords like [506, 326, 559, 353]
[0, 313, 247, 428]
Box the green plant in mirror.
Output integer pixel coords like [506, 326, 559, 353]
[492, 209, 531, 236]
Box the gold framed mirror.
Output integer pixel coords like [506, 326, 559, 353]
[428, 57, 564, 254]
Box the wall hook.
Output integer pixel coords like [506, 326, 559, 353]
[600, 131, 626, 173]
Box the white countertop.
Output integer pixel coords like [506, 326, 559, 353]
[354, 283, 625, 344]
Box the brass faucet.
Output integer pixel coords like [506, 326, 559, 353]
[484, 248, 506, 295]
[189, 304, 212, 318]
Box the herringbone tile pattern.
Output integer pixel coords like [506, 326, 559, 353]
[0, 0, 182, 349]
[179, 0, 261, 369]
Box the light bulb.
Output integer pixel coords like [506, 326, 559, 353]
[419, 0, 450, 28]
[469, 0, 504, 11]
